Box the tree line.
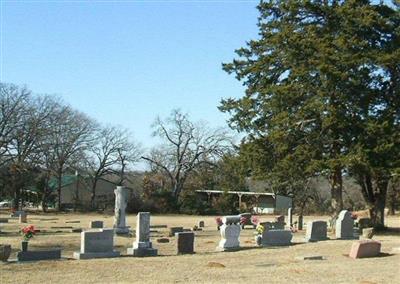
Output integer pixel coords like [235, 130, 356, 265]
[0, 83, 141, 211]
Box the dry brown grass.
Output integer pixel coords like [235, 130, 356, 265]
[0, 211, 399, 284]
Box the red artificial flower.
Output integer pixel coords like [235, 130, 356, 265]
[215, 217, 223, 226]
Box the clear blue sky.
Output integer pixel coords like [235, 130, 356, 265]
[1, 0, 260, 149]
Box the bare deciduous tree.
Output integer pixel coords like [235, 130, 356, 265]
[86, 126, 141, 209]
[5, 93, 57, 209]
[142, 109, 232, 199]
[0, 83, 30, 166]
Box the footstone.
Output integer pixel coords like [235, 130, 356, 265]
[259, 230, 292, 246]
[127, 212, 158, 257]
[150, 225, 167, 229]
[362, 228, 374, 239]
[73, 228, 120, 260]
[17, 249, 61, 261]
[349, 240, 381, 259]
[90, 221, 103, 229]
[305, 221, 328, 242]
[169, 227, 183, 237]
[71, 228, 83, 233]
[176, 232, 195, 254]
[113, 186, 130, 234]
[336, 210, 356, 239]
[157, 238, 170, 243]
[295, 255, 324, 260]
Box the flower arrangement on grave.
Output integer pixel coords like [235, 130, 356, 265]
[215, 217, 223, 230]
[21, 225, 35, 241]
[255, 224, 265, 235]
[254, 224, 265, 246]
[251, 216, 259, 226]
[239, 216, 248, 225]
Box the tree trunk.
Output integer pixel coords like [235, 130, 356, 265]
[41, 175, 50, 213]
[388, 182, 397, 215]
[330, 166, 343, 217]
[13, 186, 20, 211]
[56, 170, 62, 211]
[368, 179, 388, 229]
[90, 179, 98, 210]
[11, 172, 21, 210]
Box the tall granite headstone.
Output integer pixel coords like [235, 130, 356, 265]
[336, 210, 356, 239]
[127, 212, 157, 257]
[113, 186, 129, 234]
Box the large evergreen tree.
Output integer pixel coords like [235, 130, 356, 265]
[220, 0, 399, 222]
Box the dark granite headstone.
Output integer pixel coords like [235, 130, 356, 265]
[176, 232, 194, 254]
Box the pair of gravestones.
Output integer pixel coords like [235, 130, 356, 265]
[74, 212, 157, 259]
[305, 210, 357, 242]
[217, 215, 292, 251]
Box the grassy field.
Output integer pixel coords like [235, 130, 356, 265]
[0, 211, 399, 284]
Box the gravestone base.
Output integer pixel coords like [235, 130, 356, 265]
[127, 247, 158, 257]
[115, 227, 130, 235]
[17, 249, 61, 261]
[337, 236, 359, 240]
[127, 241, 157, 257]
[73, 251, 120, 260]
[215, 246, 241, 252]
[306, 236, 329, 242]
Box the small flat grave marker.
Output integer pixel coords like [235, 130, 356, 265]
[89, 221, 103, 229]
[349, 240, 381, 259]
[169, 227, 184, 237]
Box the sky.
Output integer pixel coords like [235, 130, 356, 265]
[1, 0, 260, 152]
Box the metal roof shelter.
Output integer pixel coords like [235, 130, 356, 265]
[195, 190, 292, 214]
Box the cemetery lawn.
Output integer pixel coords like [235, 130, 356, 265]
[1, 211, 399, 284]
